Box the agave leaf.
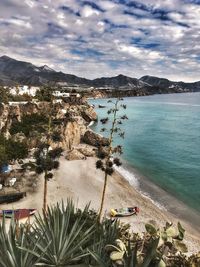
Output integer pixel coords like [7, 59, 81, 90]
[145, 224, 157, 236]
[110, 251, 125, 261]
[174, 240, 188, 253]
[177, 222, 185, 240]
[158, 231, 167, 247]
[88, 249, 109, 267]
[141, 237, 160, 267]
[105, 244, 121, 252]
[156, 259, 166, 267]
[165, 226, 178, 238]
[115, 239, 127, 252]
[128, 243, 138, 267]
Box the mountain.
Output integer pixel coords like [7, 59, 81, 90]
[0, 55, 200, 94]
[140, 75, 200, 92]
[0, 55, 91, 86]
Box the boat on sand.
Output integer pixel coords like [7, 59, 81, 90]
[0, 209, 36, 220]
[110, 206, 139, 217]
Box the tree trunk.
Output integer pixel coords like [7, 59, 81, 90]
[98, 172, 108, 221]
[43, 173, 47, 213]
[43, 114, 52, 213]
[98, 99, 119, 221]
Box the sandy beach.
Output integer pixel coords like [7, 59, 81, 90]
[1, 157, 200, 254]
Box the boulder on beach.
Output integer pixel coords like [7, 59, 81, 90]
[65, 149, 86, 161]
[81, 107, 97, 122]
[76, 144, 97, 157]
[82, 130, 109, 147]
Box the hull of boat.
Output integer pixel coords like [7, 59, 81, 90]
[0, 209, 36, 219]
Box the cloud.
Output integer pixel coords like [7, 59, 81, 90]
[0, 0, 199, 82]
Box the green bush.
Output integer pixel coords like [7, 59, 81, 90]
[0, 134, 28, 170]
[35, 86, 54, 102]
[10, 114, 48, 136]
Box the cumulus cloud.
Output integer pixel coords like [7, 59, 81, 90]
[0, 0, 199, 81]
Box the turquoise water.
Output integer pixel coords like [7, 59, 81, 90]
[90, 93, 200, 219]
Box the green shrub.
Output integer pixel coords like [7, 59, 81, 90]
[10, 114, 48, 136]
[0, 134, 28, 170]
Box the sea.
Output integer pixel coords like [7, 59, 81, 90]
[89, 92, 200, 229]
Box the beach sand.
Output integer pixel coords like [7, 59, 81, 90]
[1, 157, 200, 254]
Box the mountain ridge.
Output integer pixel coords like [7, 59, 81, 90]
[0, 55, 200, 93]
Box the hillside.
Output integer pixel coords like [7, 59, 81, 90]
[0, 55, 200, 94]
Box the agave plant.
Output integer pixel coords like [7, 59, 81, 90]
[32, 200, 95, 266]
[1, 201, 198, 267]
[86, 218, 126, 266]
[0, 217, 45, 267]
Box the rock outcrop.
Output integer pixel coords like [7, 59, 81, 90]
[0, 101, 111, 155]
[76, 144, 97, 157]
[81, 106, 98, 122]
[82, 130, 109, 147]
[65, 149, 86, 161]
[0, 101, 99, 150]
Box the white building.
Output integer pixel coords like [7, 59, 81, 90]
[52, 91, 70, 97]
[9, 86, 40, 96]
[52, 91, 81, 98]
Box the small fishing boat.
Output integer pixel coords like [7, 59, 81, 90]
[0, 209, 36, 220]
[110, 207, 139, 217]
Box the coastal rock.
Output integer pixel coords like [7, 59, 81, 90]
[76, 144, 97, 157]
[65, 149, 86, 160]
[62, 120, 85, 150]
[81, 106, 97, 122]
[82, 130, 109, 147]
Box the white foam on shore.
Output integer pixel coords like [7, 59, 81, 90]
[139, 190, 167, 211]
[115, 165, 167, 211]
[114, 165, 139, 188]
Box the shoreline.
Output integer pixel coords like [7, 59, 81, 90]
[115, 160, 200, 233]
[1, 157, 200, 254]
[90, 94, 200, 234]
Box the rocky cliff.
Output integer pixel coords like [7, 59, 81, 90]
[0, 101, 98, 151]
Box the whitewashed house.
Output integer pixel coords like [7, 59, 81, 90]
[52, 91, 70, 97]
[9, 86, 39, 96]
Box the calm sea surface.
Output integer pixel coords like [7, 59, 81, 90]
[90, 93, 200, 222]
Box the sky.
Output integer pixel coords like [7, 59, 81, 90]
[0, 0, 200, 82]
